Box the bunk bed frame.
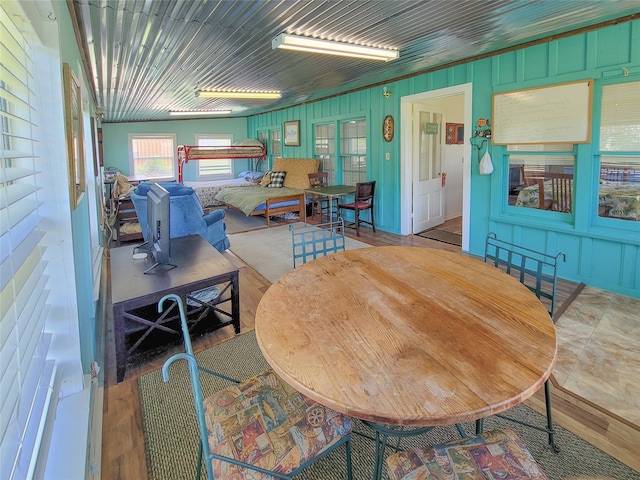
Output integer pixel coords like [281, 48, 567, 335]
[177, 143, 267, 182]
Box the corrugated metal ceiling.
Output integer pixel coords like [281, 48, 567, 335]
[71, 0, 640, 123]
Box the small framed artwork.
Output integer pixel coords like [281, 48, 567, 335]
[63, 63, 86, 209]
[284, 120, 300, 146]
[445, 122, 464, 145]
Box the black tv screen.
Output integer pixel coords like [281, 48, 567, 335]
[145, 183, 172, 272]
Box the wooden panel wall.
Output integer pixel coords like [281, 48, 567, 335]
[247, 20, 640, 297]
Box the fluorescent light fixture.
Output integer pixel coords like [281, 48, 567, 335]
[272, 33, 399, 61]
[169, 110, 231, 116]
[197, 90, 281, 99]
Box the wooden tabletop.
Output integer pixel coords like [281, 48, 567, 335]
[303, 185, 356, 197]
[255, 246, 557, 426]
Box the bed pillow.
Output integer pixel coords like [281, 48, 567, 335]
[245, 171, 265, 181]
[260, 170, 272, 187]
[237, 170, 252, 178]
[267, 171, 286, 188]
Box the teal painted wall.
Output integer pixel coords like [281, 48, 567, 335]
[247, 20, 640, 298]
[59, 5, 96, 371]
[101, 117, 248, 181]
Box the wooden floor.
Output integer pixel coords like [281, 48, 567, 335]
[100, 217, 639, 479]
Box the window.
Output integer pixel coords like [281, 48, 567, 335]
[129, 134, 176, 180]
[506, 144, 575, 212]
[196, 134, 232, 180]
[597, 81, 640, 222]
[269, 128, 281, 167]
[314, 123, 335, 183]
[340, 118, 367, 185]
[1, 5, 60, 477]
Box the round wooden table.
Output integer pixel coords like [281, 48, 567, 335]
[255, 246, 557, 428]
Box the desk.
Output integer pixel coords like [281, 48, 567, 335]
[111, 235, 239, 382]
[303, 184, 355, 224]
[255, 247, 556, 476]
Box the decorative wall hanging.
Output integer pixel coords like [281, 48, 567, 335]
[383, 115, 394, 142]
[284, 120, 300, 146]
[445, 123, 464, 144]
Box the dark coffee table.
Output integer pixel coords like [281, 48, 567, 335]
[111, 234, 239, 382]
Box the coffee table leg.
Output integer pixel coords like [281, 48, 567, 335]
[113, 304, 127, 383]
[231, 271, 240, 334]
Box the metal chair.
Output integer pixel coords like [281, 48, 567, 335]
[482, 232, 566, 452]
[337, 181, 376, 236]
[385, 429, 548, 480]
[160, 294, 353, 480]
[290, 218, 345, 268]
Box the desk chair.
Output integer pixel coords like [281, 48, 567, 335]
[290, 218, 345, 268]
[386, 429, 548, 480]
[337, 181, 376, 237]
[483, 232, 566, 452]
[160, 293, 353, 480]
[307, 172, 333, 220]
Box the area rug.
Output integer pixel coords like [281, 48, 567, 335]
[211, 207, 270, 234]
[227, 223, 371, 283]
[139, 331, 639, 480]
[416, 228, 462, 246]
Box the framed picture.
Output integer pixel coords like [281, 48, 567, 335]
[63, 63, 85, 209]
[445, 122, 464, 145]
[284, 120, 300, 146]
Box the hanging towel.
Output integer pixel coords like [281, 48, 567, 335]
[479, 149, 494, 175]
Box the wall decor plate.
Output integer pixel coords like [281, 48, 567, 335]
[383, 115, 394, 142]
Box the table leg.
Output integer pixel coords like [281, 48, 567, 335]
[231, 271, 240, 334]
[113, 303, 127, 383]
[363, 421, 434, 480]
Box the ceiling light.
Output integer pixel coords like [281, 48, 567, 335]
[196, 90, 281, 99]
[169, 110, 232, 116]
[272, 33, 399, 61]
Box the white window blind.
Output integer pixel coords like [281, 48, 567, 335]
[600, 81, 640, 152]
[0, 5, 56, 479]
[196, 134, 232, 179]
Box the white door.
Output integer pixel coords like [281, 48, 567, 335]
[412, 106, 444, 233]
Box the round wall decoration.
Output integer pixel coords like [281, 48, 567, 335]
[383, 115, 394, 142]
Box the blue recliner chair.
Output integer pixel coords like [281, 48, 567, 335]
[131, 183, 230, 253]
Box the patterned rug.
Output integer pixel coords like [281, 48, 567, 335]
[138, 331, 640, 480]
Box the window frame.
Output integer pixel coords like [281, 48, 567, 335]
[128, 133, 177, 180]
[195, 133, 233, 180]
[592, 77, 640, 226]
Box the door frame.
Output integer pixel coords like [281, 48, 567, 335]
[400, 83, 472, 251]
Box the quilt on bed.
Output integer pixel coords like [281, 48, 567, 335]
[215, 185, 303, 215]
[184, 179, 255, 207]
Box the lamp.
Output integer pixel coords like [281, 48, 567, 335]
[272, 33, 398, 61]
[196, 90, 281, 99]
[169, 110, 231, 116]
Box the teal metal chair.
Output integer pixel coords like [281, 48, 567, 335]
[481, 232, 566, 452]
[159, 294, 353, 480]
[386, 429, 548, 480]
[290, 218, 346, 267]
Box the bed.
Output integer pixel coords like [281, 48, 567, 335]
[184, 172, 264, 208]
[214, 158, 321, 226]
[177, 139, 266, 182]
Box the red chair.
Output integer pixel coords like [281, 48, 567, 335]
[338, 181, 376, 236]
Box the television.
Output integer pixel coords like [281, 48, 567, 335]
[140, 183, 175, 274]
